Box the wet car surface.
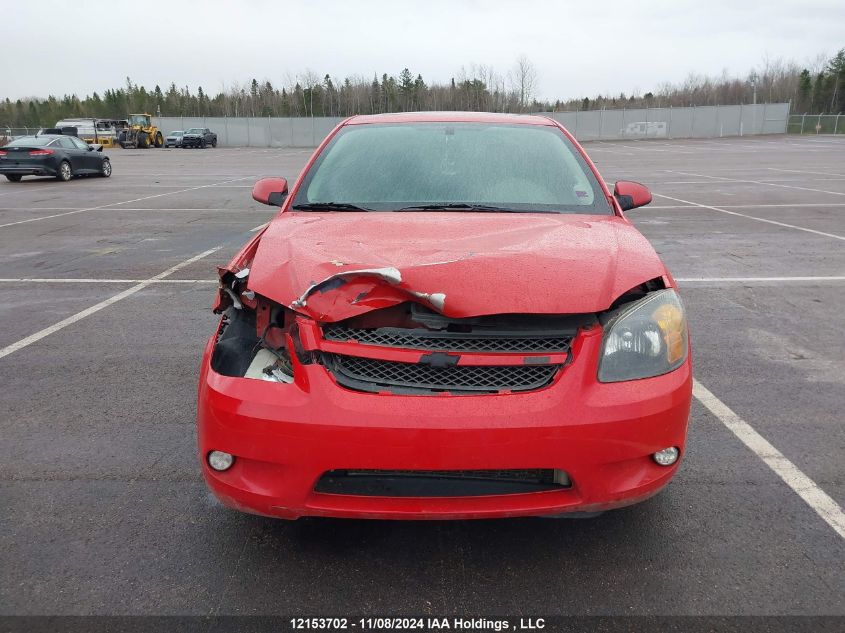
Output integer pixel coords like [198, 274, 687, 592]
[198, 113, 692, 520]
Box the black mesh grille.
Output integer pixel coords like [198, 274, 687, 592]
[323, 325, 571, 353]
[333, 469, 557, 483]
[327, 354, 559, 393]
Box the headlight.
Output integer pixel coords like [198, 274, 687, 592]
[598, 289, 688, 382]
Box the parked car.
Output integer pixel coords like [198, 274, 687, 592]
[164, 130, 184, 148]
[197, 112, 692, 521]
[0, 134, 111, 182]
[181, 127, 217, 148]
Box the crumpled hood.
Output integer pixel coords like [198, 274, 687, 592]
[247, 212, 667, 321]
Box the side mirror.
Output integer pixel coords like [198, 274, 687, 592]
[614, 181, 652, 211]
[252, 177, 289, 207]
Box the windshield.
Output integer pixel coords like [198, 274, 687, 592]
[169, 131, 183, 136]
[186, 128, 203, 134]
[129, 115, 149, 126]
[7, 136, 54, 147]
[291, 122, 612, 214]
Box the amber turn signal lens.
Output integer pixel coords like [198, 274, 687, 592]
[652, 303, 686, 365]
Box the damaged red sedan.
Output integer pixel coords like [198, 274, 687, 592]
[197, 112, 692, 520]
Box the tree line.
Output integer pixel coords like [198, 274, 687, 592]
[2, 49, 843, 129]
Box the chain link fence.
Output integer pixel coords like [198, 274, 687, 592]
[1, 127, 43, 145]
[787, 114, 845, 135]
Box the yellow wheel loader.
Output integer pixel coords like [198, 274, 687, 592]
[118, 113, 164, 149]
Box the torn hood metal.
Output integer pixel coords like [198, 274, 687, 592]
[246, 212, 667, 321]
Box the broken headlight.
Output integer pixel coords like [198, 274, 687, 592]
[211, 300, 295, 384]
[598, 289, 688, 382]
[244, 348, 294, 384]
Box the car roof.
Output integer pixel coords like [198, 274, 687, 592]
[344, 111, 556, 126]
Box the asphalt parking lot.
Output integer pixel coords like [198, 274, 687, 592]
[1, 137, 843, 618]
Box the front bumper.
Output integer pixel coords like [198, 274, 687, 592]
[197, 327, 692, 520]
[181, 137, 203, 146]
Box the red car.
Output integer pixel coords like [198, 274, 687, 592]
[197, 112, 692, 520]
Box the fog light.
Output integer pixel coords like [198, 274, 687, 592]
[553, 470, 572, 487]
[652, 446, 679, 466]
[207, 450, 234, 471]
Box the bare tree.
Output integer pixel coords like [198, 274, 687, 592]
[299, 69, 320, 116]
[509, 55, 537, 110]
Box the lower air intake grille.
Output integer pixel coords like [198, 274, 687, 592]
[326, 354, 559, 393]
[315, 469, 568, 497]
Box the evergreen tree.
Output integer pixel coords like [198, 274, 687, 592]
[827, 49, 845, 112]
[797, 69, 812, 113]
[399, 68, 414, 110]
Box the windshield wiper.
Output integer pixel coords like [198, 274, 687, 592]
[291, 202, 372, 211]
[394, 203, 522, 213]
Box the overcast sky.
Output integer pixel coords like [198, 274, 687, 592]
[3, 0, 843, 101]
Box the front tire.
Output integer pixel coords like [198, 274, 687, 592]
[200, 139, 207, 149]
[154, 132, 163, 148]
[138, 132, 150, 149]
[5, 174, 22, 182]
[100, 158, 112, 178]
[56, 161, 72, 182]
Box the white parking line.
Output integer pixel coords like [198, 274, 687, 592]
[653, 193, 845, 242]
[5, 202, 840, 213]
[0, 176, 255, 229]
[789, 137, 845, 145]
[0, 207, 268, 212]
[101, 173, 261, 177]
[666, 170, 845, 197]
[0, 247, 222, 361]
[640, 203, 845, 210]
[1, 275, 842, 286]
[768, 167, 845, 178]
[0, 185, 51, 198]
[640, 205, 698, 209]
[657, 177, 845, 184]
[693, 380, 845, 539]
[676, 276, 845, 283]
[0, 278, 217, 284]
[706, 202, 845, 209]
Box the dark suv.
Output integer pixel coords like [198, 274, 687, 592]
[181, 128, 217, 148]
